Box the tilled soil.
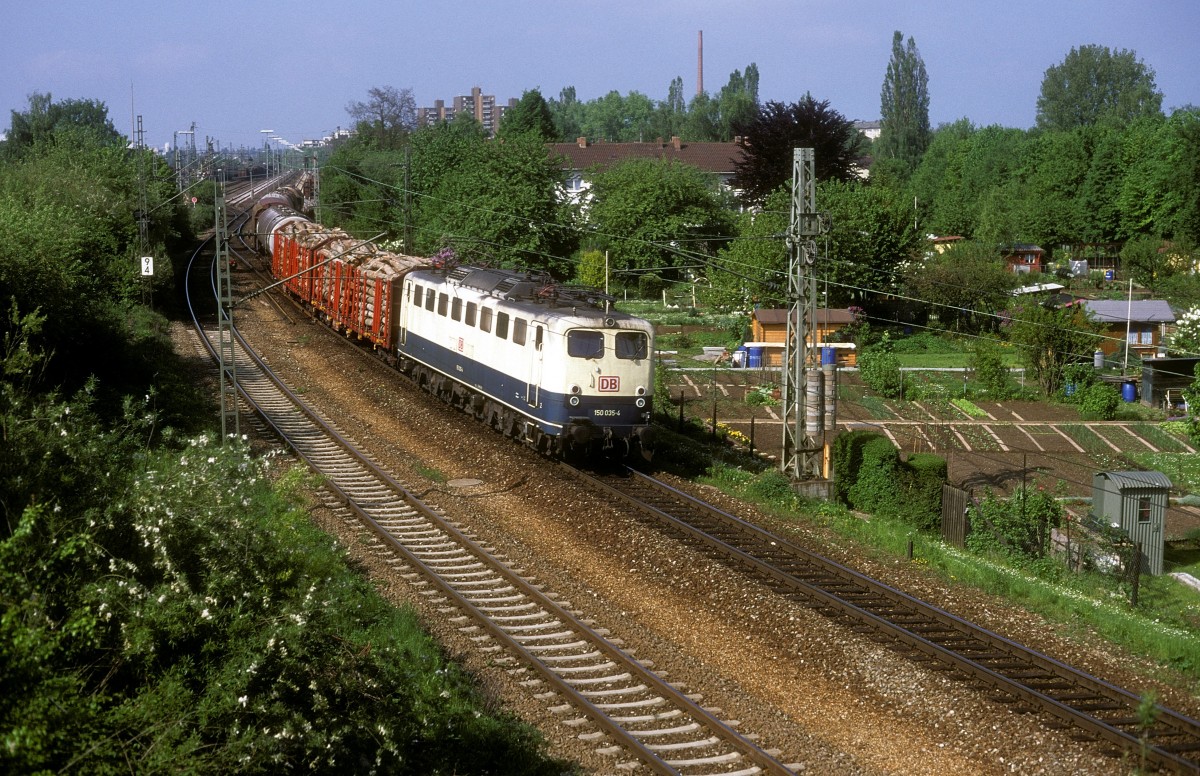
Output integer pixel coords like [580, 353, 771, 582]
[187, 285, 1200, 774]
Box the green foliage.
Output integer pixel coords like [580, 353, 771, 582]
[575, 248, 607, 288]
[3, 92, 124, 161]
[1078, 381, 1120, 420]
[859, 340, 903, 398]
[876, 30, 930, 174]
[1004, 297, 1103, 396]
[1059, 360, 1100, 402]
[819, 179, 922, 307]
[970, 336, 1014, 398]
[1036, 45, 1164, 132]
[905, 242, 1017, 332]
[709, 187, 788, 310]
[843, 438, 945, 529]
[498, 88, 557, 141]
[345, 85, 417, 150]
[967, 487, 1064, 561]
[832, 429, 886, 505]
[587, 158, 733, 278]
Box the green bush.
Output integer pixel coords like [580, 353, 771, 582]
[971, 337, 1013, 399]
[859, 345, 903, 398]
[1060, 361, 1100, 403]
[848, 437, 903, 513]
[832, 429, 886, 505]
[1079, 381, 1120, 420]
[638, 272, 667, 299]
[902, 453, 948, 530]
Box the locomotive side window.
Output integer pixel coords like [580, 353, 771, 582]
[451, 297, 462, 322]
[465, 301, 477, 327]
[495, 312, 510, 340]
[616, 331, 648, 359]
[425, 288, 435, 312]
[412, 285, 423, 307]
[437, 293, 448, 317]
[568, 330, 604, 359]
[535, 325, 543, 351]
[513, 317, 527, 346]
[480, 306, 493, 333]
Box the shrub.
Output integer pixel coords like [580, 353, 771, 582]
[967, 487, 1064, 561]
[1079, 381, 1120, 420]
[901, 453, 948, 530]
[859, 345, 903, 398]
[638, 273, 667, 299]
[832, 429, 885, 505]
[971, 337, 1012, 399]
[1060, 361, 1099, 403]
[848, 437, 903, 513]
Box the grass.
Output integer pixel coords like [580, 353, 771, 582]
[697, 461, 1200, 689]
[1128, 451, 1200, 493]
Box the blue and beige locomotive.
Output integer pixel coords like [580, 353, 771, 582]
[254, 185, 656, 458]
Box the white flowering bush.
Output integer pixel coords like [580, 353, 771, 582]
[1167, 306, 1200, 357]
[0, 316, 565, 774]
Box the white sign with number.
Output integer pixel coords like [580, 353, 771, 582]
[140, 256, 154, 276]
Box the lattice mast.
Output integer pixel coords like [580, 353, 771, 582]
[781, 148, 825, 479]
[214, 170, 240, 442]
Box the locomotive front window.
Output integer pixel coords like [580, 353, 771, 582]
[480, 307, 493, 333]
[451, 297, 462, 322]
[513, 317, 527, 346]
[568, 330, 604, 359]
[615, 331, 648, 359]
[495, 312, 510, 340]
[465, 301, 477, 327]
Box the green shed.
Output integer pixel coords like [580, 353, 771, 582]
[1092, 470, 1170, 575]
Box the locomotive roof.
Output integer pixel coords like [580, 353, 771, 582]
[427, 265, 623, 314]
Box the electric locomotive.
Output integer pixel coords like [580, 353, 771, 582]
[252, 185, 656, 459]
[398, 264, 656, 458]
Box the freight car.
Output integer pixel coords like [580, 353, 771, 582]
[253, 190, 656, 459]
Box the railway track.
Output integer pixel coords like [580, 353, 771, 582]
[574, 464, 1200, 774]
[185, 229, 798, 774]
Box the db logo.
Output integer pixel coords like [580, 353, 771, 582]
[457, 337, 464, 351]
[598, 376, 620, 392]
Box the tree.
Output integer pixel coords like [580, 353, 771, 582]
[731, 95, 862, 205]
[716, 64, 760, 141]
[819, 179, 920, 306]
[4, 92, 123, 160]
[904, 241, 1017, 332]
[1121, 234, 1178, 294]
[585, 158, 733, 278]
[498, 88, 556, 141]
[708, 187, 790, 309]
[548, 86, 584, 140]
[876, 31, 930, 174]
[345, 86, 417, 149]
[1036, 45, 1163, 132]
[1004, 298, 1103, 396]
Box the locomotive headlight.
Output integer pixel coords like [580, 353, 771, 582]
[635, 397, 646, 408]
[569, 395, 581, 407]
[636, 386, 646, 396]
[570, 384, 582, 395]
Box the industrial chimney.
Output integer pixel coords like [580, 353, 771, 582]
[697, 30, 704, 96]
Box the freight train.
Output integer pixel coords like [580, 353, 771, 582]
[252, 183, 657, 459]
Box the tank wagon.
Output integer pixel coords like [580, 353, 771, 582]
[253, 189, 656, 459]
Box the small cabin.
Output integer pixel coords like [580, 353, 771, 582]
[1003, 243, 1045, 274]
[1141, 357, 1200, 410]
[1083, 300, 1176, 359]
[1092, 470, 1170, 575]
[747, 308, 858, 367]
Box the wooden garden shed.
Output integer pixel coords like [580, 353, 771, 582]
[1140, 356, 1199, 411]
[1092, 470, 1170, 575]
[747, 308, 858, 367]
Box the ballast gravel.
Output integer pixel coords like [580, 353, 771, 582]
[187, 288, 1200, 775]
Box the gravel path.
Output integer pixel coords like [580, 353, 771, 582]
[185, 286, 1199, 774]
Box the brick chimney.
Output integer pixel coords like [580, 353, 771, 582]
[576, 136, 587, 148]
[671, 136, 682, 151]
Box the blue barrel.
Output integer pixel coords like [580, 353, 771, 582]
[1122, 381, 1136, 402]
[1064, 383, 1075, 396]
[747, 346, 763, 368]
[821, 346, 836, 365]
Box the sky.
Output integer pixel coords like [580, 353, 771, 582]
[5, 0, 1199, 152]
